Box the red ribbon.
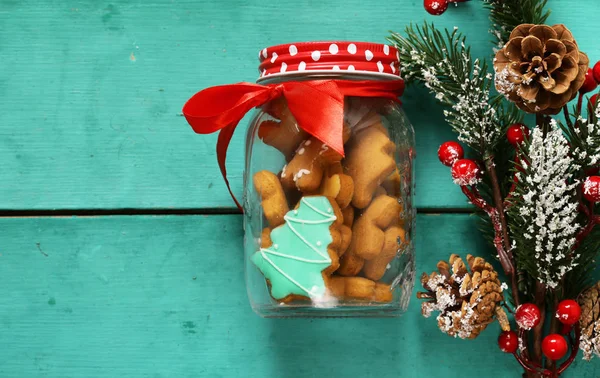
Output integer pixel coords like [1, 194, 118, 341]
[182, 79, 405, 211]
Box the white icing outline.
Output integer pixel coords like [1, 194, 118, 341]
[260, 249, 329, 263]
[261, 252, 322, 295]
[301, 197, 337, 218]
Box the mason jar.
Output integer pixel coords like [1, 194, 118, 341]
[242, 41, 416, 317]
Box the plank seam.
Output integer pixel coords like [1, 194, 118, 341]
[0, 208, 472, 217]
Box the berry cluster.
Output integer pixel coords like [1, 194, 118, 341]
[437, 141, 482, 185]
[498, 300, 581, 362]
[437, 122, 529, 186]
[582, 61, 600, 111]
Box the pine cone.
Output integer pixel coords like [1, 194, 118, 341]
[417, 254, 508, 339]
[494, 24, 589, 115]
[579, 281, 600, 360]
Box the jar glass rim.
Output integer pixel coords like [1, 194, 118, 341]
[256, 70, 402, 84]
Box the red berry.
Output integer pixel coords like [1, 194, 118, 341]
[515, 303, 542, 330]
[451, 159, 481, 186]
[424, 0, 448, 15]
[593, 61, 600, 83]
[507, 123, 530, 146]
[542, 334, 568, 361]
[580, 68, 598, 94]
[583, 176, 600, 203]
[438, 141, 464, 166]
[556, 299, 582, 326]
[498, 331, 518, 353]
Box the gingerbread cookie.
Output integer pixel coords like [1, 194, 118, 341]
[258, 119, 307, 161]
[341, 206, 354, 227]
[363, 225, 406, 281]
[317, 172, 354, 209]
[327, 276, 346, 298]
[260, 228, 272, 249]
[253, 170, 289, 228]
[344, 97, 384, 133]
[339, 225, 352, 256]
[338, 195, 402, 276]
[280, 124, 351, 193]
[374, 186, 387, 198]
[350, 195, 403, 260]
[252, 196, 342, 302]
[258, 98, 307, 161]
[344, 125, 396, 209]
[337, 251, 365, 276]
[382, 169, 402, 198]
[327, 276, 393, 303]
[280, 137, 343, 192]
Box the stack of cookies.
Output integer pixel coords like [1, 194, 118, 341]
[252, 98, 407, 305]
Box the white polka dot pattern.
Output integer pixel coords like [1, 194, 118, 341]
[256, 42, 401, 81]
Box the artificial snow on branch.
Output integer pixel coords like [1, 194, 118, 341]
[389, 24, 514, 154]
[509, 122, 581, 289]
[483, 0, 551, 51]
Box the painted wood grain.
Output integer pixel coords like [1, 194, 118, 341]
[2, 0, 597, 210]
[0, 214, 597, 377]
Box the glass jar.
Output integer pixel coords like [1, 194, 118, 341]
[243, 42, 416, 317]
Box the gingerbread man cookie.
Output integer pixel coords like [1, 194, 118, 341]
[254, 170, 290, 228]
[344, 125, 396, 209]
[327, 276, 393, 302]
[338, 195, 402, 276]
[363, 225, 406, 281]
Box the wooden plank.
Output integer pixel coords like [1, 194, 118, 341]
[6, 1, 599, 210]
[0, 214, 597, 377]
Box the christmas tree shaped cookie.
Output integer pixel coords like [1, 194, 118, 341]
[252, 196, 339, 302]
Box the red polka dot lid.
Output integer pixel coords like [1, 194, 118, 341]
[257, 41, 401, 82]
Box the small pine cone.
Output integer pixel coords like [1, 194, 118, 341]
[494, 24, 589, 115]
[417, 254, 507, 339]
[579, 281, 600, 360]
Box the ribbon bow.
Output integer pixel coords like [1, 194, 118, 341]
[182, 79, 405, 211]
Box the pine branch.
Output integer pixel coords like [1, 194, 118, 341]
[389, 22, 524, 304]
[561, 102, 600, 171]
[565, 228, 600, 299]
[507, 123, 581, 290]
[388, 23, 509, 156]
[483, 0, 551, 50]
[559, 103, 600, 297]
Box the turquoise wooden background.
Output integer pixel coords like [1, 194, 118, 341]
[1, 1, 599, 377]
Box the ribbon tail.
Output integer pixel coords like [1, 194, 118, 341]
[217, 124, 243, 212]
[183, 83, 274, 134]
[183, 82, 281, 211]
